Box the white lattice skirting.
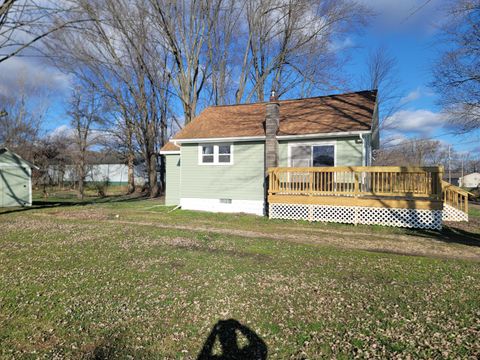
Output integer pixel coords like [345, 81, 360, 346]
[269, 203, 444, 230]
[442, 204, 469, 222]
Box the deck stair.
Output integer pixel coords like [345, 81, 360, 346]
[442, 180, 470, 222]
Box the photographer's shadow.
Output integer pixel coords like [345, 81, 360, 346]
[197, 319, 267, 360]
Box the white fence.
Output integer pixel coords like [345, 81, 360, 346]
[46, 164, 149, 185]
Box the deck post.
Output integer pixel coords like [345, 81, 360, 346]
[309, 170, 314, 194]
[354, 171, 359, 198]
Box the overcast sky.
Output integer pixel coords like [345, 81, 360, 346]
[1, 0, 479, 155]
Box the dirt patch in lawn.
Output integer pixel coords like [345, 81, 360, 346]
[114, 219, 480, 262]
[47, 209, 111, 221]
[173, 243, 272, 261]
[32, 212, 480, 262]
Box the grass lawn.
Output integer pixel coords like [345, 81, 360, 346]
[0, 193, 479, 359]
[469, 205, 480, 218]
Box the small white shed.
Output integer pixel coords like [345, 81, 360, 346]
[0, 148, 37, 207]
[459, 172, 480, 188]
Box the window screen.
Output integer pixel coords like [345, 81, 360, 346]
[291, 145, 311, 167]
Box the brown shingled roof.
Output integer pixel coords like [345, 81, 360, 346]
[172, 90, 377, 140]
[160, 142, 180, 152]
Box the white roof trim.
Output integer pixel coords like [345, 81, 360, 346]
[173, 136, 266, 143]
[276, 130, 371, 140]
[172, 130, 371, 144]
[160, 150, 181, 155]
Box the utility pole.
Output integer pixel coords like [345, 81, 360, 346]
[448, 145, 451, 184]
[461, 155, 464, 180]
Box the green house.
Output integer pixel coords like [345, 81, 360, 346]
[160, 91, 379, 215]
[0, 148, 37, 207]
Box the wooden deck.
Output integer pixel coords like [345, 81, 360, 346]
[267, 166, 469, 228]
[268, 166, 467, 213]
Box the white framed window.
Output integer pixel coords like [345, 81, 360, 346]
[198, 144, 233, 165]
[288, 142, 336, 167]
[201, 144, 215, 163]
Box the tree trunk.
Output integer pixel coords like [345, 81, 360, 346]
[147, 150, 159, 198]
[78, 157, 85, 200]
[145, 121, 159, 198]
[125, 119, 135, 194]
[78, 176, 84, 200]
[127, 151, 135, 194]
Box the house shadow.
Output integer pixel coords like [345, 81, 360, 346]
[197, 319, 267, 360]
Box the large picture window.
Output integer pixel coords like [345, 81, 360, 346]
[290, 144, 335, 167]
[199, 144, 233, 165]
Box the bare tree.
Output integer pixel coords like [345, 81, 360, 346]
[205, 0, 241, 105]
[233, 0, 365, 103]
[148, 0, 365, 122]
[148, 0, 219, 124]
[0, 87, 45, 160]
[49, 0, 171, 197]
[0, 96, 41, 157]
[105, 114, 138, 194]
[375, 139, 450, 167]
[103, 0, 170, 197]
[359, 45, 404, 150]
[0, 0, 81, 63]
[67, 85, 106, 200]
[31, 133, 70, 197]
[44, 0, 367, 199]
[431, 0, 480, 132]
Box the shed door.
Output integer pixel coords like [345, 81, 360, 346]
[0, 167, 30, 207]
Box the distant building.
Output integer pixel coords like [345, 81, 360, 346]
[443, 172, 462, 187]
[47, 163, 149, 186]
[459, 172, 480, 188]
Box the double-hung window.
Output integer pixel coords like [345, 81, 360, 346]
[201, 145, 215, 163]
[290, 144, 335, 167]
[199, 144, 233, 165]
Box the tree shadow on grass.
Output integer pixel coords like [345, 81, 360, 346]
[405, 226, 480, 248]
[197, 319, 267, 360]
[0, 194, 151, 216]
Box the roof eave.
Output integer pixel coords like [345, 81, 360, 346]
[172, 130, 372, 143]
[276, 130, 372, 140]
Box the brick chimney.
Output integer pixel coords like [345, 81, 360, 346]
[265, 90, 279, 175]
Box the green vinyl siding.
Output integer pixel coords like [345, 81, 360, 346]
[335, 137, 364, 166]
[180, 142, 264, 201]
[0, 149, 32, 207]
[171, 136, 367, 203]
[278, 137, 364, 167]
[165, 154, 181, 205]
[0, 166, 30, 207]
[0, 150, 32, 168]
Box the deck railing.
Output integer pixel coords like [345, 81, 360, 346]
[442, 180, 469, 213]
[268, 166, 444, 200]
